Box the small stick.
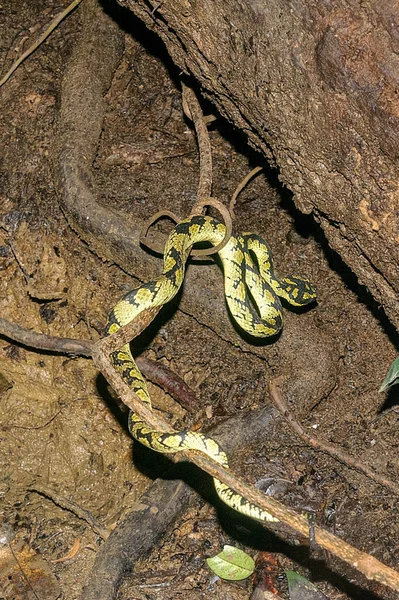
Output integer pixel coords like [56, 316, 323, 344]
[140, 86, 233, 257]
[0, 316, 197, 411]
[0, 0, 83, 88]
[136, 356, 197, 411]
[0, 317, 92, 356]
[269, 377, 399, 496]
[181, 83, 212, 211]
[28, 483, 108, 539]
[180, 85, 233, 255]
[230, 166, 263, 217]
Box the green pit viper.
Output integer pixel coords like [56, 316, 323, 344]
[106, 215, 316, 523]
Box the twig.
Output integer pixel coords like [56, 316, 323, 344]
[92, 309, 173, 435]
[230, 166, 263, 217]
[27, 483, 108, 540]
[0, 0, 83, 88]
[137, 84, 233, 257]
[133, 89, 233, 259]
[139, 196, 233, 258]
[0, 317, 92, 356]
[6, 408, 63, 431]
[181, 85, 233, 255]
[136, 355, 198, 411]
[269, 377, 399, 496]
[181, 83, 213, 210]
[139, 209, 181, 255]
[53, 538, 81, 563]
[181, 84, 232, 253]
[0, 316, 197, 411]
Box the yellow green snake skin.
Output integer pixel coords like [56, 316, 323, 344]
[106, 215, 316, 523]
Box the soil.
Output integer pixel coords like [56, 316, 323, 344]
[1, 2, 398, 600]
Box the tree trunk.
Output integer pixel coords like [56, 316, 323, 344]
[120, 0, 399, 332]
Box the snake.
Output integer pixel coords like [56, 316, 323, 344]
[106, 215, 316, 523]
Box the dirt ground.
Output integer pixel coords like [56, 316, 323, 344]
[1, 2, 399, 600]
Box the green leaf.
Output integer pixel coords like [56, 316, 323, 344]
[379, 357, 399, 392]
[285, 570, 329, 599]
[206, 545, 255, 581]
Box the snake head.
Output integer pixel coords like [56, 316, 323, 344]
[278, 276, 317, 306]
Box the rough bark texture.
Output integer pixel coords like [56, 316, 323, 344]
[120, 0, 399, 332]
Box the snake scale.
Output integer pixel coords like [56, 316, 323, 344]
[106, 215, 316, 523]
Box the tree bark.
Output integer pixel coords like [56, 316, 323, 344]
[120, 0, 399, 332]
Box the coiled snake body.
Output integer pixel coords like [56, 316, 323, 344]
[106, 215, 316, 523]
